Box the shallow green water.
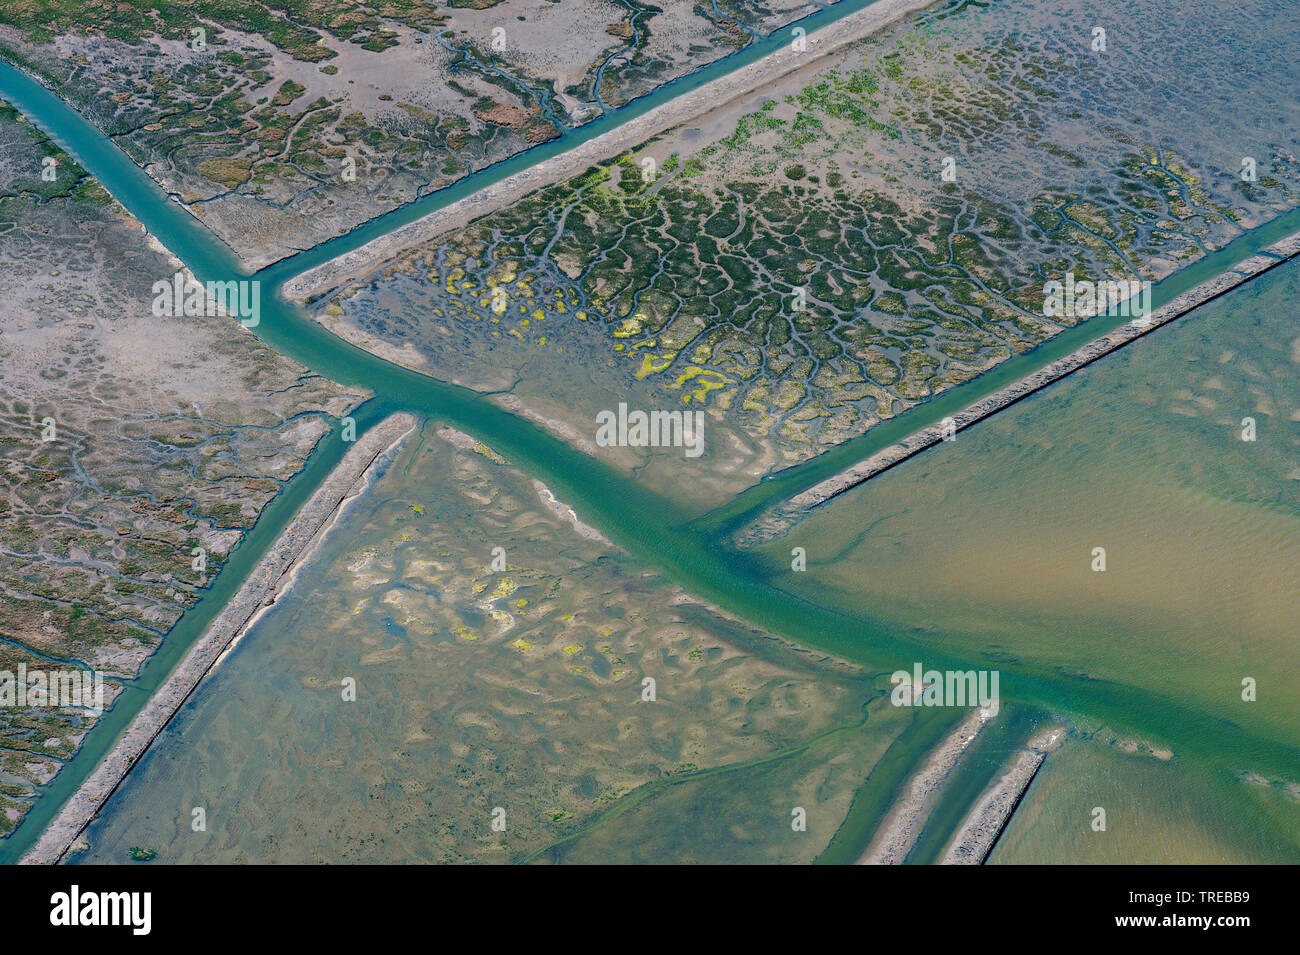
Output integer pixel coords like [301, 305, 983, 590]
[3, 0, 1300, 862]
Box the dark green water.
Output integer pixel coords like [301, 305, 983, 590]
[3, 5, 1300, 861]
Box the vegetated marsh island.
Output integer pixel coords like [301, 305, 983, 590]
[280, 0, 944, 304]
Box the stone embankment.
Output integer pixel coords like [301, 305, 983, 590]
[940, 727, 1066, 865]
[283, 0, 940, 304]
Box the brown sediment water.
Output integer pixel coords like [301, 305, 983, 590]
[755, 245, 1300, 861]
[20, 413, 417, 865]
